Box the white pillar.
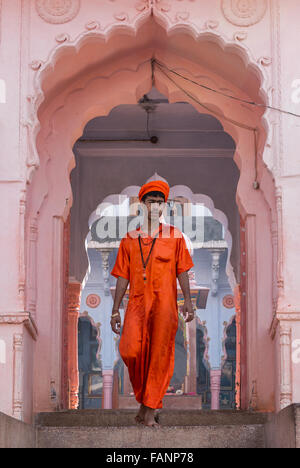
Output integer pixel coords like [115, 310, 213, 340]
[102, 370, 114, 409]
[13, 334, 23, 420]
[279, 324, 292, 409]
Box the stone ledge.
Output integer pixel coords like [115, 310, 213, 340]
[0, 412, 36, 448]
[269, 313, 300, 339]
[0, 312, 38, 340]
[264, 404, 300, 448]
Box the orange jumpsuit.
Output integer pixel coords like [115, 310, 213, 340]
[111, 223, 194, 409]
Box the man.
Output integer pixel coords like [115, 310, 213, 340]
[110, 180, 195, 427]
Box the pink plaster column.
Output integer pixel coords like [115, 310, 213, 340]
[102, 370, 114, 409]
[210, 369, 222, 410]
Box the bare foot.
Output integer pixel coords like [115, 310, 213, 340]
[143, 406, 160, 428]
[135, 404, 146, 425]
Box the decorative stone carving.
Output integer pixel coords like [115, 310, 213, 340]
[258, 56, 272, 67]
[223, 294, 235, 309]
[176, 11, 190, 21]
[221, 0, 267, 27]
[98, 248, 114, 296]
[85, 21, 100, 31]
[275, 187, 284, 291]
[155, 1, 171, 13]
[209, 249, 226, 296]
[234, 31, 248, 41]
[86, 293, 101, 309]
[35, 0, 81, 25]
[205, 20, 219, 30]
[55, 33, 70, 43]
[135, 1, 149, 12]
[114, 12, 129, 22]
[30, 60, 43, 71]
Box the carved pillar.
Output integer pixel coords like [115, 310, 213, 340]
[67, 281, 81, 410]
[50, 216, 64, 408]
[210, 369, 222, 410]
[234, 284, 241, 410]
[13, 334, 23, 420]
[275, 187, 284, 300]
[240, 218, 248, 409]
[98, 248, 113, 296]
[102, 370, 114, 409]
[279, 324, 292, 409]
[18, 191, 26, 307]
[27, 216, 38, 317]
[245, 215, 258, 409]
[208, 249, 225, 296]
[61, 215, 70, 409]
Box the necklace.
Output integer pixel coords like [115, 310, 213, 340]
[138, 233, 159, 282]
[140, 236, 155, 246]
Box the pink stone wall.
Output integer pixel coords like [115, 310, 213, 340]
[0, 0, 299, 421]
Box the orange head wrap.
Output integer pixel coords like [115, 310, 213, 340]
[138, 180, 170, 202]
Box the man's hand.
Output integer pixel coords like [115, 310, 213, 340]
[177, 272, 195, 322]
[110, 277, 129, 335]
[182, 299, 195, 323]
[110, 312, 121, 335]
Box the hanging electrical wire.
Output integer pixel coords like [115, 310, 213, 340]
[153, 59, 300, 119]
[152, 58, 266, 189]
[79, 57, 299, 189]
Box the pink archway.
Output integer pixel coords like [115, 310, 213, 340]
[25, 18, 277, 412]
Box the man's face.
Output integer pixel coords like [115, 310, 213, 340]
[142, 195, 165, 221]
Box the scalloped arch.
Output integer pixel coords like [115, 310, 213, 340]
[29, 16, 271, 181]
[25, 16, 278, 411]
[33, 17, 270, 102]
[87, 180, 236, 290]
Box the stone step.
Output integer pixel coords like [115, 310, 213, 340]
[37, 424, 266, 448]
[35, 410, 268, 448]
[35, 409, 268, 428]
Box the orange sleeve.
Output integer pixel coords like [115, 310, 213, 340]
[176, 235, 194, 276]
[111, 238, 130, 280]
